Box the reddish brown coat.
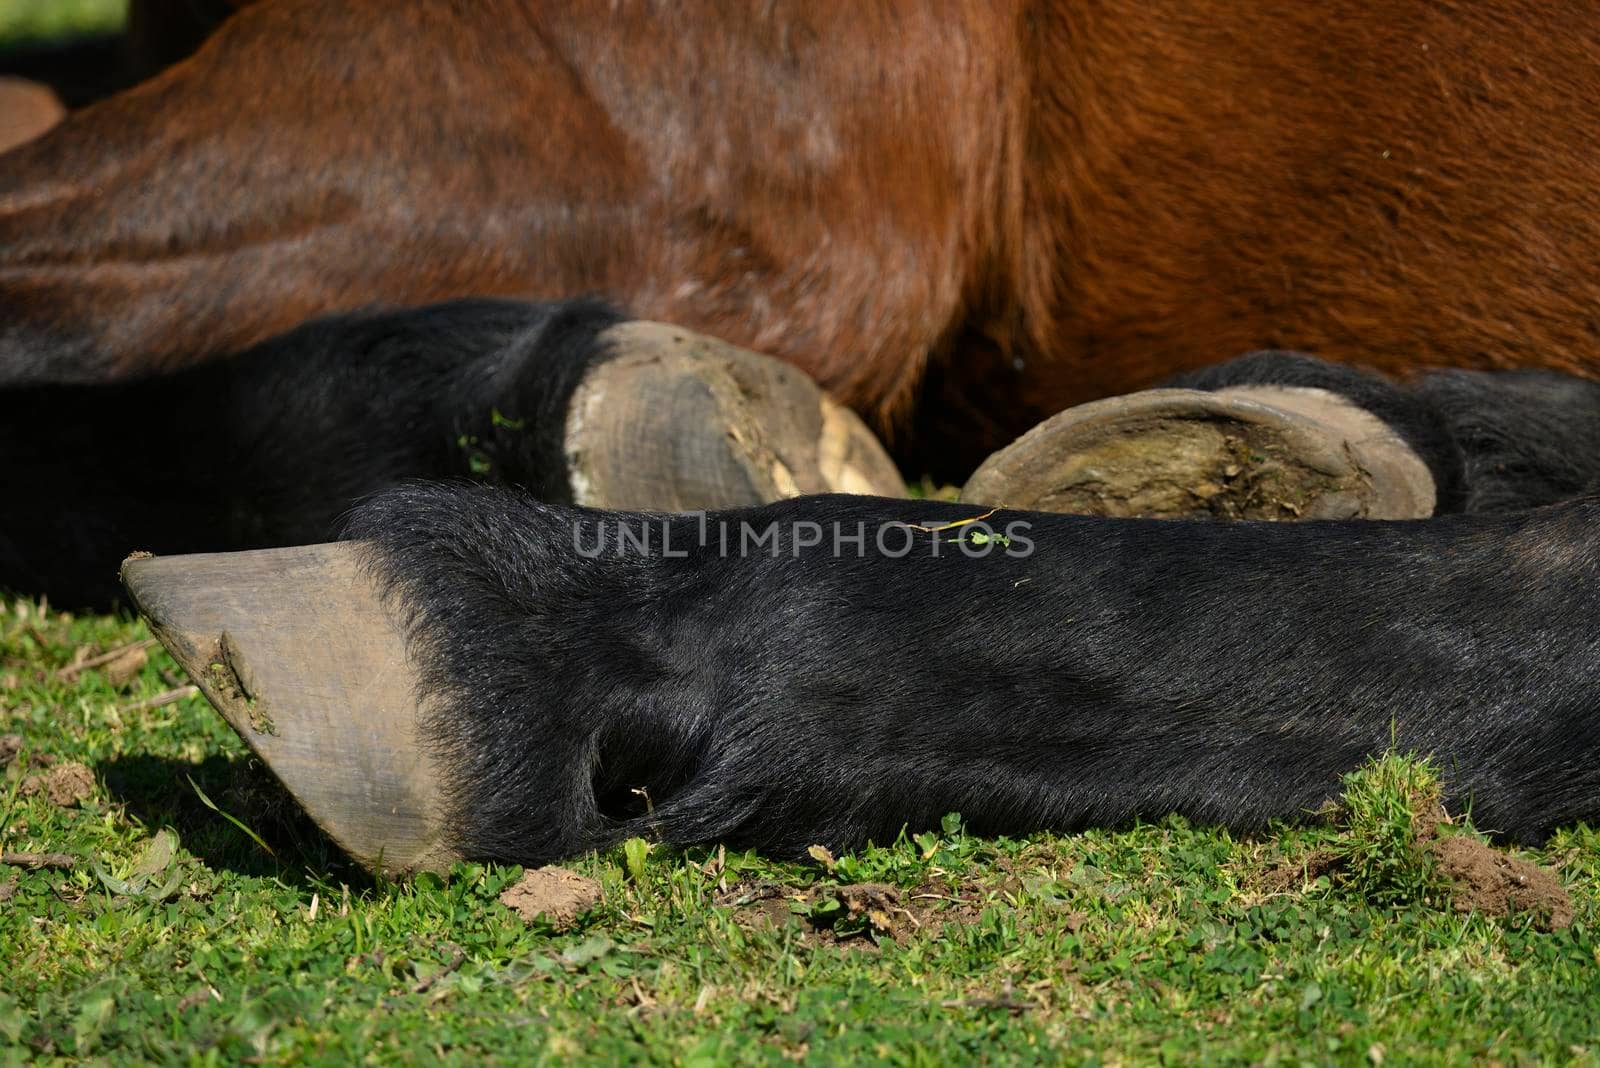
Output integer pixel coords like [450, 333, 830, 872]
[3, 1, 1597, 462]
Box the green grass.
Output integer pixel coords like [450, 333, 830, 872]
[1328, 750, 1450, 908]
[0, 0, 124, 43]
[3, 596, 1598, 1064]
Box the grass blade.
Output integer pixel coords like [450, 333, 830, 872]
[187, 774, 275, 858]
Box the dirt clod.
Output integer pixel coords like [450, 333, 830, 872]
[498, 866, 603, 929]
[1431, 836, 1573, 930]
[19, 761, 95, 807]
[103, 645, 149, 687]
[0, 734, 20, 766]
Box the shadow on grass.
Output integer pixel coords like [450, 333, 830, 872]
[97, 752, 375, 889]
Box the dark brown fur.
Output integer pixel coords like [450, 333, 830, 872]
[5, 1, 1600, 472]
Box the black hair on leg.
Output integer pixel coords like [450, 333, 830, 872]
[0, 297, 626, 608]
[349, 482, 1600, 865]
[1414, 369, 1600, 513]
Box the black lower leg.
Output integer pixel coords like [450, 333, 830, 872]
[0, 297, 625, 607]
[1414, 369, 1600, 513]
[349, 482, 1600, 865]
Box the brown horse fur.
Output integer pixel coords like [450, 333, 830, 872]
[4, 1, 1600, 473]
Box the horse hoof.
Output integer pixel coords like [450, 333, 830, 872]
[566, 322, 904, 510]
[960, 386, 1437, 520]
[120, 544, 452, 876]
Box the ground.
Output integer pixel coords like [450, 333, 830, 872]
[2, 4, 1599, 1064]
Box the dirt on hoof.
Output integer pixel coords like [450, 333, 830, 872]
[962, 384, 1438, 522]
[1431, 836, 1573, 931]
[19, 762, 95, 807]
[1040, 423, 1352, 521]
[961, 393, 1365, 522]
[498, 866, 604, 930]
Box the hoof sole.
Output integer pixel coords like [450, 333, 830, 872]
[961, 386, 1436, 520]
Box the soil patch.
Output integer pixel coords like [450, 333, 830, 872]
[721, 878, 1016, 946]
[1257, 848, 1339, 895]
[498, 866, 603, 930]
[19, 762, 95, 807]
[1431, 836, 1572, 931]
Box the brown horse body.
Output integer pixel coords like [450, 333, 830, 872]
[3, 1, 1598, 470]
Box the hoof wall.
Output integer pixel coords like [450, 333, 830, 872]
[121, 544, 454, 876]
[566, 322, 904, 511]
[0, 77, 63, 154]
